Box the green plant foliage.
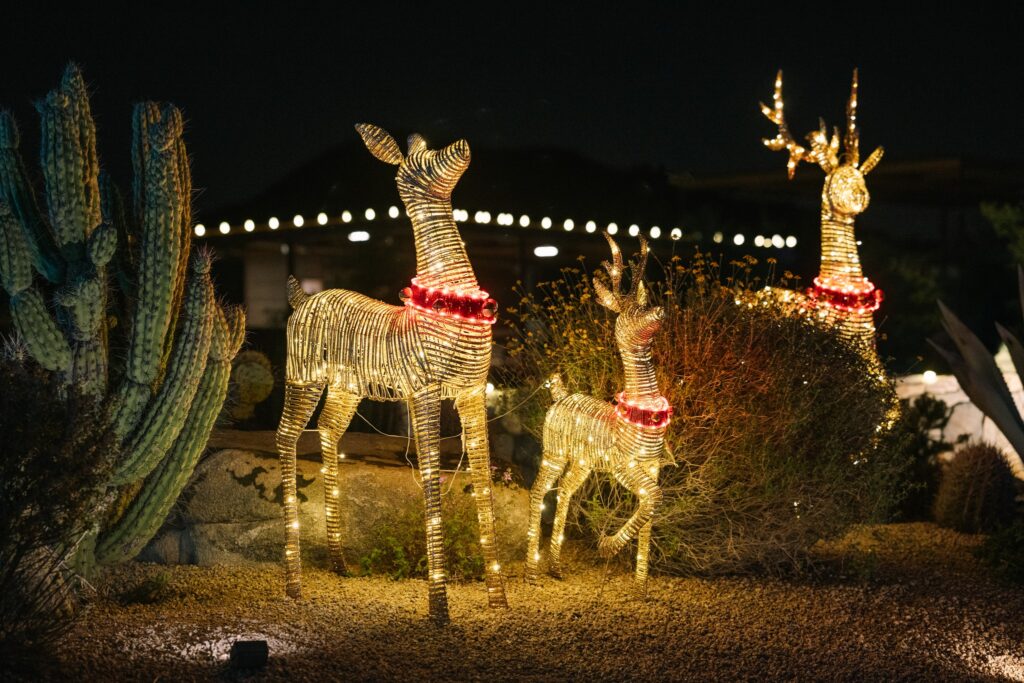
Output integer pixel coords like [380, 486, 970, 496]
[889, 394, 956, 520]
[0, 357, 115, 676]
[934, 442, 1019, 534]
[359, 487, 486, 581]
[0, 65, 245, 569]
[975, 518, 1024, 584]
[504, 252, 909, 575]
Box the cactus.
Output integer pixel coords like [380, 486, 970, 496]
[0, 64, 244, 568]
[931, 267, 1024, 480]
[933, 442, 1019, 533]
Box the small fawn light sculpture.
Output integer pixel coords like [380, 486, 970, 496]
[525, 234, 672, 594]
[276, 124, 507, 624]
[760, 69, 885, 365]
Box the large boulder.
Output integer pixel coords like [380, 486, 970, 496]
[140, 449, 529, 567]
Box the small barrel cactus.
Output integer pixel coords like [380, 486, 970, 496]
[0, 65, 244, 568]
[933, 442, 1019, 534]
[229, 350, 275, 420]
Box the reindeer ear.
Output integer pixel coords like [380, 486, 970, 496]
[860, 146, 884, 175]
[407, 133, 427, 155]
[355, 123, 404, 165]
[593, 275, 620, 313]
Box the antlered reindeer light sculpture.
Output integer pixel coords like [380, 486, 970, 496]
[276, 124, 507, 624]
[760, 70, 885, 366]
[525, 234, 671, 595]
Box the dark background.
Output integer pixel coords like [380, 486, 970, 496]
[2, 4, 1022, 213]
[2, 4, 1024, 380]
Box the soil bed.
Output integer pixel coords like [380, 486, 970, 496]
[54, 523, 1024, 681]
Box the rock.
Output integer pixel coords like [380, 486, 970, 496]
[143, 449, 531, 567]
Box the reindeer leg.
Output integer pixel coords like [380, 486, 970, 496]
[455, 387, 509, 609]
[526, 452, 565, 583]
[634, 519, 654, 597]
[409, 384, 449, 624]
[549, 461, 591, 579]
[600, 468, 662, 590]
[318, 386, 361, 574]
[277, 381, 325, 599]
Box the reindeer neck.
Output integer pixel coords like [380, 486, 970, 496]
[401, 189, 478, 291]
[818, 188, 863, 281]
[619, 342, 661, 401]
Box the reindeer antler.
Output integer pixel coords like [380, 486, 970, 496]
[594, 234, 653, 312]
[845, 69, 860, 166]
[760, 70, 838, 177]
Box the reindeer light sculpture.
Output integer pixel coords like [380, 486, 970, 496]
[276, 124, 507, 624]
[760, 69, 885, 366]
[525, 234, 671, 595]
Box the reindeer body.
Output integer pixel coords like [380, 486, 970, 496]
[758, 70, 885, 366]
[285, 290, 491, 400]
[526, 236, 670, 594]
[276, 124, 507, 624]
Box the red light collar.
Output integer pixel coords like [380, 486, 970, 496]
[402, 278, 498, 324]
[808, 276, 883, 315]
[614, 392, 672, 429]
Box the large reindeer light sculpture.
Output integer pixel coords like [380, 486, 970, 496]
[525, 235, 671, 595]
[276, 124, 507, 624]
[760, 69, 885, 366]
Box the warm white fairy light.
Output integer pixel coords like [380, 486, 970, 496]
[585, 220, 597, 233]
[733, 234, 744, 245]
[364, 208, 376, 221]
[194, 223, 206, 236]
[772, 234, 784, 248]
[342, 211, 353, 223]
[923, 370, 937, 384]
[628, 224, 640, 237]
[754, 235, 765, 247]
[563, 218, 574, 231]
[218, 221, 230, 234]
[243, 219, 255, 232]
[671, 228, 682, 240]
[317, 212, 328, 225]
[269, 216, 280, 230]
[526, 235, 669, 596]
[786, 235, 797, 248]
[519, 214, 530, 227]
[388, 205, 400, 219]
[534, 245, 558, 258]
[348, 230, 370, 242]
[453, 209, 468, 222]
[649, 226, 661, 239]
[541, 217, 552, 229]
[293, 214, 304, 227]
[607, 222, 619, 235]
[278, 123, 507, 624]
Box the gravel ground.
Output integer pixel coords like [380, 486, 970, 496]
[48, 523, 1024, 682]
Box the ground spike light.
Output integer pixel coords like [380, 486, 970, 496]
[276, 124, 507, 624]
[525, 234, 673, 595]
[760, 69, 885, 364]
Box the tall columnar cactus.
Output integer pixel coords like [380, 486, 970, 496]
[0, 65, 245, 567]
[931, 266, 1024, 481]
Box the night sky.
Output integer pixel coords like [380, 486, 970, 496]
[2, 5, 1022, 213]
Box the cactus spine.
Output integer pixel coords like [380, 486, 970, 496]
[0, 64, 244, 567]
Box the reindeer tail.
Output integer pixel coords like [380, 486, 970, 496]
[286, 276, 309, 309]
[547, 373, 568, 402]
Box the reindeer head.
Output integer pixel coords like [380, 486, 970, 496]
[356, 123, 470, 200]
[593, 234, 664, 349]
[760, 70, 884, 218]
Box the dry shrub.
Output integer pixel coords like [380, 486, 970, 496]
[504, 252, 908, 575]
[0, 356, 115, 676]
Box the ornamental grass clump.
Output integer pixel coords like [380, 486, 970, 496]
[505, 251, 908, 575]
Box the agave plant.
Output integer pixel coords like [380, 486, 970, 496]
[931, 266, 1024, 480]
